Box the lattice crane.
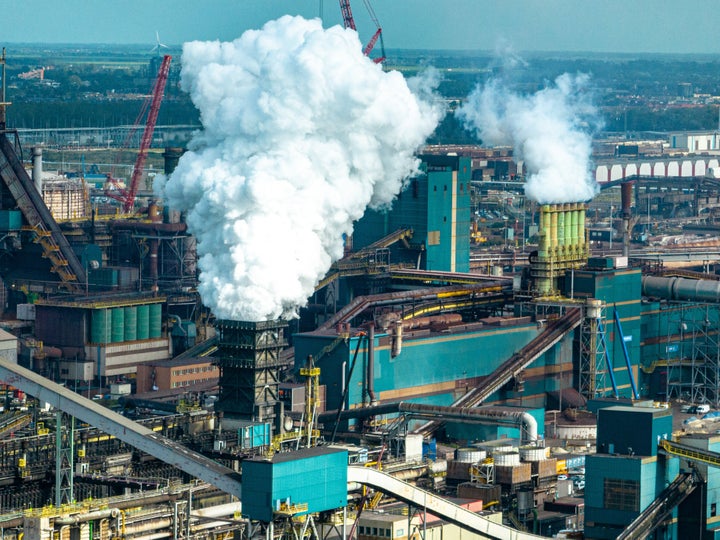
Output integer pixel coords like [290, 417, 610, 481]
[106, 54, 172, 213]
[339, 0, 385, 63]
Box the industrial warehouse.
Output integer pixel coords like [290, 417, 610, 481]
[3, 16, 720, 540]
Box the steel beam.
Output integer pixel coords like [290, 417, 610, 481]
[0, 359, 242, 498]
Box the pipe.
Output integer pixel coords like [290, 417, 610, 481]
[31, 147, 42, 195]
[643, 275, 720, 303]
[55, 508, 120, 526]
[320, 402, 538, 443]
[367, 323, 376, 405]
[391, 319, 403, 358]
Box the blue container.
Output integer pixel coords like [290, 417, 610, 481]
[242, 447, 348, 522]
[238, 422, 271, 450]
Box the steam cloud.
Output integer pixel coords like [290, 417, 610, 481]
[457, 73, 600, 204]
[157, 16, 442, 322]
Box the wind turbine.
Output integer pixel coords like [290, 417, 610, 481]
[150, 32, 169, 56]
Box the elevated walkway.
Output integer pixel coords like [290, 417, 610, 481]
[348, 466, 544, 539]
[413, 308, 582, 437]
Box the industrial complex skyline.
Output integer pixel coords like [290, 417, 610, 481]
[5, 0, 720, 55]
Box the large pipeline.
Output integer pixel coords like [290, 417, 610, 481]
[643, 275, 720, 303]
[318, 402, 538, 442]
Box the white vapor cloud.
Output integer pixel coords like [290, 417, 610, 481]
[157, 15, 442, 322]
[456, 72, 600, 204]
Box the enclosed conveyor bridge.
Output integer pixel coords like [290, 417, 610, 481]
[413, 307, 583, 438]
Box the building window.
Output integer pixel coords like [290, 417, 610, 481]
[604, 478, 639, 512]
[385, 530, 390, 537]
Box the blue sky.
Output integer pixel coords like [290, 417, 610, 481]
[4, 0, 719, 54]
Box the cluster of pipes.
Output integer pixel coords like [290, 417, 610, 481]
[537, 203, 589, 261]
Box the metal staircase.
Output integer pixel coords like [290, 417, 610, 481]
[0, 133, 85, 290]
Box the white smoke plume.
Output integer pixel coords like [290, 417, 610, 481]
[457, 73, 600, 204]
[157, 15, 442, 322]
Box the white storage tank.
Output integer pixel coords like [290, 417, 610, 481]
[493, 451, 521, 467]
[455, 448, 486, 463]
[520, 445, 547, 462]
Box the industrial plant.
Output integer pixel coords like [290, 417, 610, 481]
[3, 12, 720, 540]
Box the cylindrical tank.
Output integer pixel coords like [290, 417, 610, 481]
[428, 460, 448, 474]
[570, 205, 579, 249]
[124, 306, 137, 342]
[585, 298, 603, 319]
[550, 207, 558, 249]
[91, 309, 111, 344]
[493, 451, 520, 467]
[147, 202, 162, 223]
[32, 147, 42, 194]
[621, 181, 634, 218]
[520, 446, 547, 462]
[455, 448, 486, 463]
[557, 207, 565, 248]
[481, 443, 514, 454]
[111, 308, 125, 343]
[517, 487, 534, 519]
[564, 205, 573, 247]
[136, 304, 150, 340]
[149, 303, 162, 338]
[578, 206, 587, 248]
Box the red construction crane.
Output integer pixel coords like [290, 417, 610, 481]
[106, 54, 172, 213]
[339, 0, 385, 63]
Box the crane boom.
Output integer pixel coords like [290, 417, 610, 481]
[123, 54, 172, 213]
[339, 0, 357, 30]
[338, 0, 384, 63]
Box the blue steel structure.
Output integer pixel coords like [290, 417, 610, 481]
[585, 406, 678, 540]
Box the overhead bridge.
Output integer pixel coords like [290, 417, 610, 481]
[413, 307, 582, 438]
[348, 466, 544, 540]
[0, 358, 243, 498]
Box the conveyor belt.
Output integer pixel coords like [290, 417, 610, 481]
[659, 438, 720, 468]
[0, 358, 243, 498]
[413, 308, 582, 438]
[616, 472, 695, 540]
[0, 133, 85, 287]
[348, 466, 545, 540]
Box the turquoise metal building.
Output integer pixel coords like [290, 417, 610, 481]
[585, 406, 678, 540]
[241, 447, 348, 522]
[353, 154, 471, 273]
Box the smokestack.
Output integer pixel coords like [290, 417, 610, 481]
[162, 147, 184, 175]
[621, 181, 634, 257]
[32, 147, 42, 194]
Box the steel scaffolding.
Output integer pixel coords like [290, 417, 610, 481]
[665, 303, 720, 407]
[578, 300, 611, 400]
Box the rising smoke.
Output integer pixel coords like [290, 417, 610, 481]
[156, 16, 442, 322]
[457, 72, 600, 204]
